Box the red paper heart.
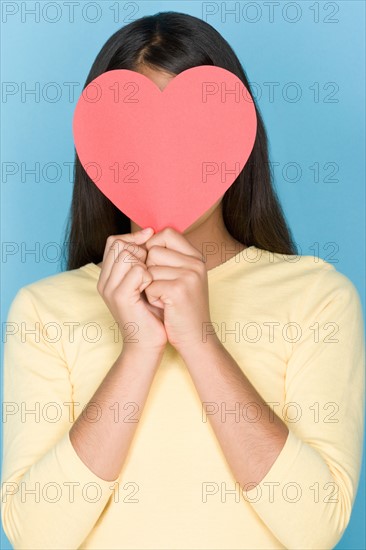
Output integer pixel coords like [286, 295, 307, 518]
[72, 65, 257, 232]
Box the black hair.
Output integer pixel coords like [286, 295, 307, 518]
[63, 11, 297, 270]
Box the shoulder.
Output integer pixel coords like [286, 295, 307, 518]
[7, 265, 98, 321]
[263, 249, 363, 318]
[262, 248, 358, 292]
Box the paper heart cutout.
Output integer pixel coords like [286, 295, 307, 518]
[73, 65, 257, 232]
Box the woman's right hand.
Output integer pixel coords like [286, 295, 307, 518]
[97, 227, 167, 356]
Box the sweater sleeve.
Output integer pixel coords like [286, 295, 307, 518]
[242, 266, 365, 549]
[1, 287, 118, 550]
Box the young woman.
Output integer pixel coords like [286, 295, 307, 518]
[1, 11, 364, 550]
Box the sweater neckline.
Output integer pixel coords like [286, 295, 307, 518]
[80, 245, 262, 280]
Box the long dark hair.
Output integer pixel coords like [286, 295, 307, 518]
[63, 11, 297, 271]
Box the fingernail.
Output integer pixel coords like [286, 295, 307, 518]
[141, 227, 153, 233]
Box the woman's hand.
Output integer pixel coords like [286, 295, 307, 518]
[97, 228, 168, 356]
[143, 227, 216, 355]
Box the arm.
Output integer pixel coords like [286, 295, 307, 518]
[1, 287, 161, 550]
[179, 338, 289, 489]
[69, 346, 162, 482]
[179, 269, 365, 549]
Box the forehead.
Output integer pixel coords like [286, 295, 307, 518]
[136, 64, 175, 91]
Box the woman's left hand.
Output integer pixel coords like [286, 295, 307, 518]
[143, 227, 215, 355]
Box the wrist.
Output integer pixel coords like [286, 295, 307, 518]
[119, 344, 166, 367]
[178, 334, 224, 364]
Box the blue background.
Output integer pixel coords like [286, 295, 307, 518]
[1, 1, 365, 548]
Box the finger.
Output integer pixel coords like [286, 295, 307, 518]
[140, 290, 165, 320]
[146, 246, 204, 272]
[147, 265, 188, 281]
[144, 279, 171, 309]
[145, 227, 202, 260]
[102, 227, 154, 264]
[104, 249, 148, 293]
[117, 261, 153, 298]
[99, 243, 142, 291]
[99, 231, 152, 290]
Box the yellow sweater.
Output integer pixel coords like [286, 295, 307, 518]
[1, 246, 365, 550]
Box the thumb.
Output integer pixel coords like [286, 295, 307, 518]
[123, 227, 154, 244]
